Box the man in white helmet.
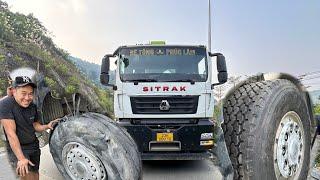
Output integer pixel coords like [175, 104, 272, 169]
[0, 76, 57, 180]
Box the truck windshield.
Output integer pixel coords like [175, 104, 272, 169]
[118, 46, 208, 82]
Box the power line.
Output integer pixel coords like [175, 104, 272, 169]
[300, 75, 320, 81]
[301, 82, 320, 86]
[298, 71, 320, 78]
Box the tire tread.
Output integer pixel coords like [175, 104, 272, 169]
[222, 79, 294, 179]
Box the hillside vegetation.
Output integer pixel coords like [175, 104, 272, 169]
[0, 1, 113, 116]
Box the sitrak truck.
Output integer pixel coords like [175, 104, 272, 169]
[23, 42, 317, 180]
[101, 43, 220, 160]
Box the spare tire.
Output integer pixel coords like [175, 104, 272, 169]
[222, 79, 311, 180]
[49, 113, 142, 180]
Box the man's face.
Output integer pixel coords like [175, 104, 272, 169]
[12, 85, 34, 108]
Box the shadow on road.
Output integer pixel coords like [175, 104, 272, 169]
[143, 160, 212, 171]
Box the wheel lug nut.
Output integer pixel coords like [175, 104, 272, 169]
[282, 146, 286, 155]
[77, 152, 82, 157]
[285, 133, 289, 141]
[288, 166, 292, 175]
[91, 166, 96, 172]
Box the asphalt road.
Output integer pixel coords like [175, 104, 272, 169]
[1, 136, 319, 180]
[0, 145, 222, 180]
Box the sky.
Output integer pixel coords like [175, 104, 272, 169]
[4, 0, 320, 90]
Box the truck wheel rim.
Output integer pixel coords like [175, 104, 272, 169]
[62, 142, 107, 180]
[274, 111, 304, 179]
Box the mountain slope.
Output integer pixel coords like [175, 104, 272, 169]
[69, 56, 116, 86]
[0, 1, 113, 116]
[68, 56, 101, 86]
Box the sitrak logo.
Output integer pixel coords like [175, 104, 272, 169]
[159, 100, 170, 111]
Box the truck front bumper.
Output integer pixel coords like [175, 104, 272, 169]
[141, 152, 212, 160]
[118, 118, 214, 160]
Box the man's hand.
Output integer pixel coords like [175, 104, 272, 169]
[34, 118, 61, 132]
[16, 158, 34, 177]
[46, 118, 61, 130]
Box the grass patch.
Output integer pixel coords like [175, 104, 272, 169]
[94, 87, 114, 118]
[65, 85, 77, 95]
[57, 63, 68, 74]
[0, 54, 5, 63]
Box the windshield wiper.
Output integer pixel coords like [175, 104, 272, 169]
[125, 79, 158, 85]
[129, 79, 158, 82]
[166, 79, 195, 84]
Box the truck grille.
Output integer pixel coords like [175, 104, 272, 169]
[130, 96, 199, 114]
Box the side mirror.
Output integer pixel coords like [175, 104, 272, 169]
[100, 55, 111, 85]
[209, 52, 228, 87]
[216, 54, 228, 83]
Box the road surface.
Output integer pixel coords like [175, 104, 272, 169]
[1, 136, 319, 180]
[0, 146, 222, 180]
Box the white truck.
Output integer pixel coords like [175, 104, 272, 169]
[100, 42, 224, 160]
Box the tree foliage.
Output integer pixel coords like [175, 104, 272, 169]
[314, 103, 320, 115]
[0, 0, 63, 55]
[0, 0, 114, 115]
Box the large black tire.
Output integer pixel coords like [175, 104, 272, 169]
[49, 113, 142, 180]
[222, 79, 311, 180]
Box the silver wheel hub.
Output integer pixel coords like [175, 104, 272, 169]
[62, 142, 107, 180]
[274, 111, 304, 179]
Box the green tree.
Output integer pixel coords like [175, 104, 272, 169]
[314, 104, 320, 115]
[65, 85, 77, 95]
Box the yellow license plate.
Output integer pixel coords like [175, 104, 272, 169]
[156, 133, 173, 142]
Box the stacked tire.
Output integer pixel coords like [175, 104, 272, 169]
[222, 80, 311, 180]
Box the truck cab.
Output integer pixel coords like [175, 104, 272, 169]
[100, 42, 227, 160]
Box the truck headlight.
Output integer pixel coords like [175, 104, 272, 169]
[201, 133, 213, 140]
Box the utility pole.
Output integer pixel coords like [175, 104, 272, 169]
[208, 0, 212, 52]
